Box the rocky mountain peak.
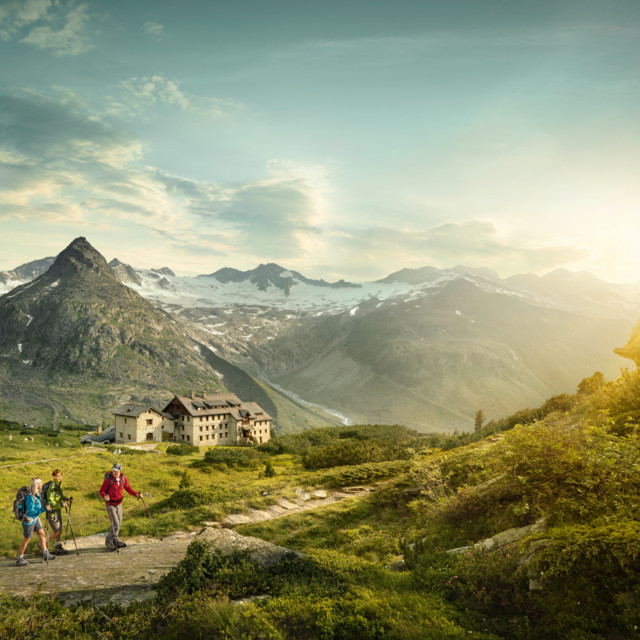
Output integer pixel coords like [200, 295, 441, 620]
[47, 237, 115, 281]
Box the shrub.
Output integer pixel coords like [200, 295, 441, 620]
[530, 521, 640, 638]
[198, 447, 263, 468]
[166, 443, 197, 456]
[303, 439, 411, 470]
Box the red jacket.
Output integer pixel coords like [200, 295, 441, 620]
[99, 473, 138, 506]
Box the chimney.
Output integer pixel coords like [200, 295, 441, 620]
[190, 391, 195, 400]
[202, 391, 207, 399]
[97, 425, 103, 435]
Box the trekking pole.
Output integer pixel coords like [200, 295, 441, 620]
[44, 515, 50, 567]
[139, 495, 163, 541]
[65, 497, 71, 538]
[64, 504, 80, 556]
[105, 503, 120, 554]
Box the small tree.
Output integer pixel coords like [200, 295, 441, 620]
[474, 410, 486, 432]
[264, 460, 276, 477]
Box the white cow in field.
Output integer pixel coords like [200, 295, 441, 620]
[54, 443, 59, 447]
[22, 438, 29, 443]
[8, 435, 12, 441]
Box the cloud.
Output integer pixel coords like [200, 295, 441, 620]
[119, 74, 244, 118]
[0, 0, 91, 55]
[0, 0, 51, 39]
[335, 220, 590, 276]
[142, 21, 165, 40]
[0, 90, 329, 268]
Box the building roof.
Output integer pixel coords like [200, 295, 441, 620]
[165, 392, 243, 417]
[164, 393, 271, 421]
[112, 404, 165, 418]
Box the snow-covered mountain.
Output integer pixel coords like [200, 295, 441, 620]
[3, 253, 640, 432]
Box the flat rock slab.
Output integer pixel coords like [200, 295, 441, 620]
[0, 528, 296, 608]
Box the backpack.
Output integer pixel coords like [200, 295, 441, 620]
[41, 480, 53, 506]
[104, 471, 126, 493]
[13, 486, 29, 521]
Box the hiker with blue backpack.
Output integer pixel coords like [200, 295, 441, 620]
[15, 477, 56, 567]
[99, 463, 141, 551]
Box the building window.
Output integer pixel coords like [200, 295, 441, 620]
[199, 436, 203, 441]
[127, 434, 131, 440]
[187, 436, 190, 442]
[147, 419, 153, 425]
[199, 426, 203, 432]
[119, 432, 123, 438]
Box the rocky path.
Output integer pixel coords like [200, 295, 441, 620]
[0, 486, 373, 607]
[219, 486, 371, 526]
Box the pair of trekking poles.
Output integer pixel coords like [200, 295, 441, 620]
[43, 498, 79, 567]
[104, 495, 162, 555]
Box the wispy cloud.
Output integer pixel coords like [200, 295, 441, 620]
[0, 90, 328, 266]
[0, 0, 91, 55]
[119, 74, 244, 118]
[142, 21, 165, 40]
[333, 220, 589, 277]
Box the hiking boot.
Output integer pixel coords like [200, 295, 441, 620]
[106, 544, 118, 552]
[54, 543, 68, 555]
[116, 540, 127, 548]
[42, 550, 56, 561]
[16, 556, 28, 567]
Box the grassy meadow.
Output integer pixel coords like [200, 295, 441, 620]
[0, 369, 639, 638]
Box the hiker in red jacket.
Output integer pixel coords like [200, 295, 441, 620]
[99, 463, 141, 551]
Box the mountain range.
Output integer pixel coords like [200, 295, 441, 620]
[1, 241, 639, 432]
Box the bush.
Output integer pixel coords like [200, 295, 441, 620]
[162, 486, 227, 509]
[166, 443, 197, 456]
[529, 521, 640, 638]
[198, 447, 263, 468]
[303, 439, 412, 470]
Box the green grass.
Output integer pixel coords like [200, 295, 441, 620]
[2, 368, 640, 639]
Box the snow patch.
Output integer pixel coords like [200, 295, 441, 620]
[17, 343, 22, 353]
[349, 306, 359, 316]
[455, 310, 462, 316]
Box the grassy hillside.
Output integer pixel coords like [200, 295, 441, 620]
[1, 368, 639, 638]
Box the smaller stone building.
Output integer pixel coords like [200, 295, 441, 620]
[112, 405, 174, 444]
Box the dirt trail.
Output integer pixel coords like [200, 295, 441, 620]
[0, 487, 373, 607]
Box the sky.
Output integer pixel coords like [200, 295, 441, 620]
[1, 0, 640, 283]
